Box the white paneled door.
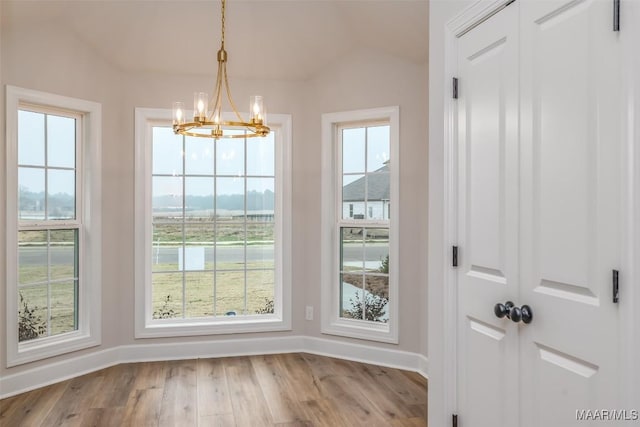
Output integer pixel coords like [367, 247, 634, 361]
[456, 4, 520, 426]
[456, 1, 622, 426]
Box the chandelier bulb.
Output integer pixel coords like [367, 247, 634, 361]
[250, 95, 264, 124]
[173, 102, 185, 126]
[194, 92, 208, 122]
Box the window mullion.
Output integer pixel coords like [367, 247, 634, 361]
[336, 220, 389, 228]
[18, 221, 82, 230]
[336, 125, 343, 223]
[44, 114, 49, 221]
[361, 228, 366, 321]
[336, 126, 344, 322]
[75, 114, 82, 225]
[213, 137, 218, 317]
[243, 133, 248, 316]
[182, 135, 187, 318]
[46, 230, 52, 336]
[364, 126, 368, 219]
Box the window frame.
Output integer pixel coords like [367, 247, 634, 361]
[5, 85, 102, 367]
[321, 106, 400, 344]
[134, 108, 292, 338]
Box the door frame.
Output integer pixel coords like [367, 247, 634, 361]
[429, 0, 640, 424]
[619, 0, 640, 411]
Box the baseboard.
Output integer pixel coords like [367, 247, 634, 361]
[0, 335, 427, 399]
[303, 336, 429, 376]
[117, 335, 306, 363]
[0, 347, 121, 400]
[417, 353, 429, 379]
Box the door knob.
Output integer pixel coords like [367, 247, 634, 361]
[494, 301, 533, 324]
[509, 305, 533, 324]
[494, 301, 514, 319]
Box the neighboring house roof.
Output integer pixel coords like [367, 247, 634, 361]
[342, 165, 390, 202]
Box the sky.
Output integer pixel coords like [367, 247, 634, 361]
[18, 110, 76, 198]
[17, 110, 390, 207]
[152, 124, 389, 199]
[152, 126, 275, 198]
[342, 125, 390, 182]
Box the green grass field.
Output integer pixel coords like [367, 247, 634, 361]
[17, 222, 276, 341]
[18, 259, 275, 342]
[17, 221, 388, 341]
[152, 219, 275, 243]
[151, 261, 274, 318]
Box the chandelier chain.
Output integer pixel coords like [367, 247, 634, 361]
[220, 0, 226, 49]
[220, 0, 242, 124]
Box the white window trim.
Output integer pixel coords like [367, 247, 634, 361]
[134, 108, 292, 338]
[321, 106, 400, 344]
[5, 85, 102, 367]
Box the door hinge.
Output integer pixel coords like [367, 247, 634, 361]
[452, 414, 458, 427]
[613, 269, 619, 303]
[613, 0, 620, 31]
[452, 246, 458, 267]
[452, 77, 459, 99]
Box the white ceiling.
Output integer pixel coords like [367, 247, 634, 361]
[3, 0, 429, 80]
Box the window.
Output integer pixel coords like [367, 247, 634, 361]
[321, 107, 399, 343]
[6, 86, 102, 367]
[135, 109, 291, 338]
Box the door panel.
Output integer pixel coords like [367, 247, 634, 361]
[531, 341, 599, 426]
[520, 0, 621, 425]
[535, 0, 594, 297]
[463, 317, 510, 423]
[457, 4, 520, 425]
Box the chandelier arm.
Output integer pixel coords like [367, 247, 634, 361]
[177, 128, 267, 139]
[216, 61, 225, 118]
[222, 63, 246, 124]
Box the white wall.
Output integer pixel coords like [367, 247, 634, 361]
[0, 6, 429, 380]
[303, 48, 429, 354]
[0, 18, 125, 378]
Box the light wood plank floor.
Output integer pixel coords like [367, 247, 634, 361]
[0, 353, 427, 427]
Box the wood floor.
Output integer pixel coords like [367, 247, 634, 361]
[0, 353, 427, 427]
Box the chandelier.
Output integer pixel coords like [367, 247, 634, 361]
[172, 0, 270, 139]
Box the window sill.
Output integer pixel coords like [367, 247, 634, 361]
[135, 316, 291, 339]
[322, 318, 398, 344]
[8, 331, 101, 368]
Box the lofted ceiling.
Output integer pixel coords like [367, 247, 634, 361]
[2, 0, 429, 81]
